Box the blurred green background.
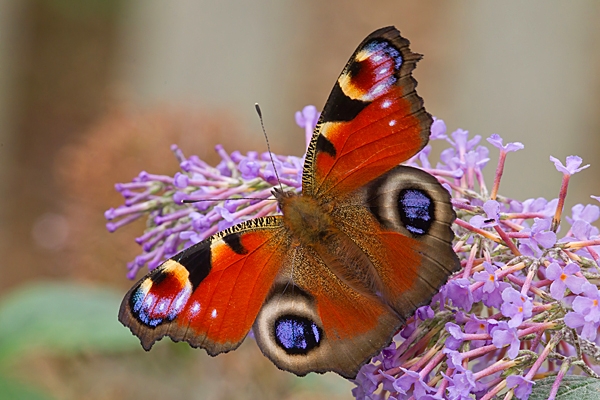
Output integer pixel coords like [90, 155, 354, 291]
[0, 1, 599, 399]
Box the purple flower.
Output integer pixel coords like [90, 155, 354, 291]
[491, 321, 520, 359]
[487, 133, 524, 153]
[444, 278, 474, 312]
[108, 107, 600, 399]
[465, 148, 490, 169]
[410, 144, 432, 169]
[519, 197, 558, 217]
[464, 314, 492, 349]
[568, 203, 600, 224]
[501, 287, 533, 328]
[295, 105, 320, 147]
[565, 282, 600, 341]
[238, 157, 261, 179]
[443, 348, 466, 372]
[351, 363, 381, 399]
[420, 395, 445, 400]
[445, 322, 465, 349]
[473, 262, 500, 293]
[448, 129, 481, 157]
[545, 262, 586, 300]
[394, 368, 434, 398]
[436, 148, 465, 178]
[430, 117, 447, 140]
[550, 155, 590, 175]
[470, 201, 500, 228]
[416, 305, 435, 321]
[107, 131, 302, 276]
[570, 219, 599, 241]
[443, 370, 476, 399]
[506, 375, 534, 399]
[519, 218, 557, 257]
[565, 204, 600, 241]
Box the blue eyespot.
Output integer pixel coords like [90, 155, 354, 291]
[274, 315, 322, 355]
[130, 281, 191, 328]
[365, 40, 403, 69]
[398, 189, 434, 235]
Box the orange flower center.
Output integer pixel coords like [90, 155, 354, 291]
[560, 273, 567, 281]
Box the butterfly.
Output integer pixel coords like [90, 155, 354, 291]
[119, 26, 460, 379]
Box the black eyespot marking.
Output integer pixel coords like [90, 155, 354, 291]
[348, 57, 364, 78]
[274, 315, 322, 355]
[150, 269, 167, 285]
[223, 232, 248, 255]
[316, 134, 337, 158]
[398, 189, 434, 235]
[177, 242, 211, 289]
[320, 82, 369, 123]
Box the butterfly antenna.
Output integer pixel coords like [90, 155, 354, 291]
[181, 197, 275, 204]
[255, 103, 284, 192]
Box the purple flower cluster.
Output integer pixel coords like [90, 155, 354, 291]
[105, 138, 306, 279]
[106, 107, 600, 399]
[352, 123, 600, 399]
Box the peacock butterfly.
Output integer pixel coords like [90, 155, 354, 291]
[119, 26, 460, 379]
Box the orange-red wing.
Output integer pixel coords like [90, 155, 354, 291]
[302, 26, 431, 199]
[119, 216, 289, 354]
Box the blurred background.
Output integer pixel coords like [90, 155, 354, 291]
[0, 1, 599, 399]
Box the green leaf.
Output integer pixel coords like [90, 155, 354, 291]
[529, 375, 600, 400]
[0, 373, 55, 400]
[0, 281, 139, 363]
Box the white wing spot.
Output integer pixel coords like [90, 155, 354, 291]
[378, 67, 388, 75]
[189, 302, 201, 316]
[372, 84, 385, 96]
[389, 120, 397, 126]
[211, 309, 218, 318]
[144, 294, 154, 307]
[372, 55, 383, 62]
[382, 100, 392, 109]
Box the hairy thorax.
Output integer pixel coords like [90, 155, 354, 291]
[276, 189, 384, 298]
[277, 190, 335, 246]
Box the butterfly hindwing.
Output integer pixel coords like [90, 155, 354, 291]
[331, 166, 460, 318]
[303, 26, 431, 199]
[119, 216, 290, 354]
[253, 245, 401, 379]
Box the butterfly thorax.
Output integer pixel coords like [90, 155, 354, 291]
[275, 188, 335, 246]
[274, 187, 387, 300]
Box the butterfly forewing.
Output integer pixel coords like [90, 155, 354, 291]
[119, 216, 290, 354]
[303, 26, 431, 199]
